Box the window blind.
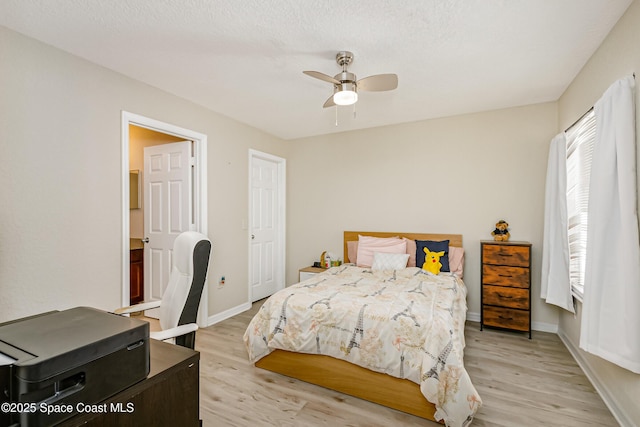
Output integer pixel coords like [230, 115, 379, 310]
[565, 109, 595, 296]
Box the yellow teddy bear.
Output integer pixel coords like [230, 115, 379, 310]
[422, 248, 445, 275]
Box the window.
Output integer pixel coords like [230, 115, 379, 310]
[565, 109, 595, 298]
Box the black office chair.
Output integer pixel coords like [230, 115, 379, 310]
[115, 231, 211, 349]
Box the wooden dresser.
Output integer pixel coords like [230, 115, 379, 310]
[480, 240, 532, 338]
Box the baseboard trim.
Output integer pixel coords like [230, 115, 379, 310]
[557, 330, 632, 427]
[466, 311, 558, 333]
[466, 311, 480, 322]
[207, 301, 251, 326]
[532, 320, 558, 333]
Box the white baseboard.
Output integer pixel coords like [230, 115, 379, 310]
[557, 330, 632, 427]
[466, 311, 558, 333]
[207, 301, 252, 326]
[532, 320, 558, 333]
[466, 311, 481, 323]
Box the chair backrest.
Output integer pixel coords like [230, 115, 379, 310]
[158, 231, 211, 347]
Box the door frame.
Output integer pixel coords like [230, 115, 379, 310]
[248, 149, 286, 302]
[121, 111, 208, 326]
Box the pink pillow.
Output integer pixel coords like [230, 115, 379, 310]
[356, 235, 406, 268]
[403, 238, 417, 267]
[449, 246, 465, 279]
[347, 241, 359, 264]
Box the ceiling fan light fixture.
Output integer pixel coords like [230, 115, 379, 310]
[333, 82, 358, 106]
[333, 90, 358, 106]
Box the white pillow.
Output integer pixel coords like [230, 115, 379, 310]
[371, 252, 410, 271]
[356, 235, 406, 267]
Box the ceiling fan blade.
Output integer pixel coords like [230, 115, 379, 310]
[356, 74, 398, 92]
[323, 94, 336, 108]
[303, 70, 340, 85]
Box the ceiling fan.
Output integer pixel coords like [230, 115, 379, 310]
[303, 51, 398, 108]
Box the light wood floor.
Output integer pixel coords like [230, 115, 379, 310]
[190, 301, 618, 426]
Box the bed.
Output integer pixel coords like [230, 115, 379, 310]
[243, 231, 481, 427]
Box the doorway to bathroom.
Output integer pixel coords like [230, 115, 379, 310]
[121, 111, 208, 326]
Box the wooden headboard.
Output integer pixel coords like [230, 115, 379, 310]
[343, 231, 463, 263]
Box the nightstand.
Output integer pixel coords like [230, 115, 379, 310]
[480, 240, 532, 338]
[299, 266, 326, 282]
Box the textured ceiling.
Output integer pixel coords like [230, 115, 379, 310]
[0, 0, 632, 140]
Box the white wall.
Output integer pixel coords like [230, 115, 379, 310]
[556, 1, 640, 425]
[286, 102, 559, 327]
[0, 26, 287, 322]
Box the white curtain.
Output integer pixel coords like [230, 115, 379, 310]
[580, 76, 640, 373]
[541, 133, 574, 312]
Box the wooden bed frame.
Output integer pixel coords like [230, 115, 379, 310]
[255, 231, 463, 422]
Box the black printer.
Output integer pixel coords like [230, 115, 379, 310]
[0, 307, 149, 427]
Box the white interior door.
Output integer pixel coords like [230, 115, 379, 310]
[250, 152, 285, 302]
[144, 141, 192, 317]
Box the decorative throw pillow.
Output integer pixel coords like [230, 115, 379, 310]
[356, 235, 406, 268]
[448, 246, 465, 279]
[403, 237, 417, 267]
[371, 252, 410, 271]
[415, 240, 450, 272]
[347, 241, 359, 264]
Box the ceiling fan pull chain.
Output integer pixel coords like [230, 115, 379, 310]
[353, 103, 356, 119]
[335, 105, 338, 126]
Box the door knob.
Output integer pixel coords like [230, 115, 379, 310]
[141, 237, 150, 244]
[251, 234, 255, 240]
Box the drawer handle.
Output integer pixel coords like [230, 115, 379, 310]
[497, 294, 512, 299]
[499, 253, 513, 257]
[498, 315, 513, 320]
[498, 274, 513, 278]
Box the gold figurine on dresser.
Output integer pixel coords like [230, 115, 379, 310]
[480, 240, 532, 338]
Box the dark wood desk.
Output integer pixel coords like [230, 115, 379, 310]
[59, 339, 200, 427]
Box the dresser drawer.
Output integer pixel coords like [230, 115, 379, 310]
[483, 285, 530, 309]
[482, 265, 530, 288]
[482, 306, 530, 332]
[482, 244, 530, 267]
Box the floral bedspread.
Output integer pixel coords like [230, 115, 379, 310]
[243, 266, 481, 426]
